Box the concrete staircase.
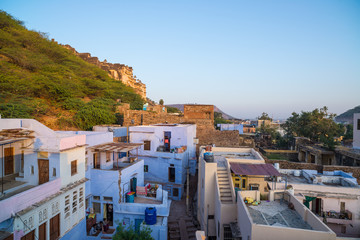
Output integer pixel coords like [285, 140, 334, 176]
[217, 167, 233, 204]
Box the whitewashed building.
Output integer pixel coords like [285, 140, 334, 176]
[129, 124, 197, 200]
[0, 119, 87, 240]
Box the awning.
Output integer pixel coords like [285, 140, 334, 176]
[0, 128, 35, 145]
[230, 163, 280, 176]
[88, 142, 143, 152]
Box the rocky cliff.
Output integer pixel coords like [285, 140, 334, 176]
[61, 44, 146, 99]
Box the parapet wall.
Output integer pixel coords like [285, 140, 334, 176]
[61, 44, 146, 99]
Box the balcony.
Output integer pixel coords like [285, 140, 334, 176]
[0, 178, 61, 223]
[320, 210, 353, 224]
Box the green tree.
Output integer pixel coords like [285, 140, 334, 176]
[258, 112, 272, 121]
[214, 112, 231, 127]
[112, 223, 154, 240]
[282, 106, 344, 150]
[344, 124, 353, 140]
[159, 99, 164, 105]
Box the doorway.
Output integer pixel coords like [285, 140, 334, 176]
[93, 153, 100, 169]
[21, 230, 34, 240]
[39, 222, 46, 240]
[130, 177, 137, 196]
[50, 214, 60, 240]
[164, 131, 171, 152]
[311, 198, 322, 215]
[104, 203, 113, 226]
[168, 167, 175, 182]
[135, 219, 143, 233]
[38, 159, 49, 185]
[4, 147, 14, 175]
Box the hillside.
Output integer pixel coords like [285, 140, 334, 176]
[166, 104, 236, 120]
[335, 105, 360, 124]
[0, 11, 144, 130]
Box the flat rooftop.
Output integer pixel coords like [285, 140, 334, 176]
[279, 169, 359, 188]
[247, 200, 312, 230]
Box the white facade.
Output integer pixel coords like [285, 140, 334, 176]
[129, 124, 197, 200]
[353, 113, 360, 149]
[0, 119, 87, 240]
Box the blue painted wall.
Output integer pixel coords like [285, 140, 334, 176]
[62, 218, 86, 240]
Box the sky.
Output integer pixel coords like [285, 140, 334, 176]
[1, 0, 360, 119]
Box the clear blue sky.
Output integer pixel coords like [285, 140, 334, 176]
[1, 0, 360, 119]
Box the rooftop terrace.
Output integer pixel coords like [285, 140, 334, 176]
[279, 169, 359, 188]
[247, 200, 312, 230]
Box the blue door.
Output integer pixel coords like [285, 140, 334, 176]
[135, 219, 143, 233]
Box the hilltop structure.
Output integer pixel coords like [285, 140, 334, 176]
[60, 43, 146, 99]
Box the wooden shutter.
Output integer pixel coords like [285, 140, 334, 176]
[50, 214, 60, 240]
[4, 147, 14, 175]
[39, 222, 46, 240]
[38, 159, 49, 185]
[71, 160, 77, 175]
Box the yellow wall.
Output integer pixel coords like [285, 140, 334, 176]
[231, 173, 268, 194]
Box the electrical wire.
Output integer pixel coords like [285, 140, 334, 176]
[15, 214, 39, 240]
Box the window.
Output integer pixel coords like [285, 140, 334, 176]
[106, 152, 111, 162]
[173, 188, 179, 197]
[72, 191, 78, 213]
[358, 119, 360, 130]
[93, 202, 100, 213]
[235, 183, 239, 188]
[93, 196, 100, 201]
[79, 188, 84, 209]
[52, 168, 56, 177]
[208, 215, 214, 219]
[341, 225, 346, 234]
[64, 195, 70, 219]
[85, 198, 89, 210]
[85, 157, 88, 171]
[71, 160, 77, 176]
[144, 165, 148, 172]
[340, 202, 345, 212]
[31, 165, 34, 175]
[104, 196, 113, 201]
[242, 179, 246, 188]
[144, 141, 151, 151]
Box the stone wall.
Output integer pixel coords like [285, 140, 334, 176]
[259, 148, 299, 162]
[117, 103, 254, 155]
[184, 105, 214, 122]
[61, 44, 146, 99]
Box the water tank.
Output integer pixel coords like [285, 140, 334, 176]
[204, 152, 214, 162]
[145, 207, 157, 225]
[126, 192, 135, 203]
[294, 170, 301, 177]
